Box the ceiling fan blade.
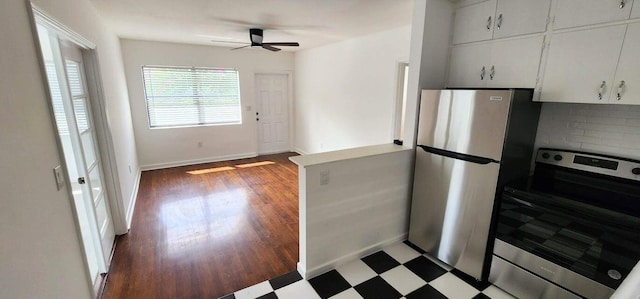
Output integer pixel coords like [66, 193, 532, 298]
[262, 44, 281, 52]
[210, 40, 250, 45]
[231, 45, 251, 50]
[262, 42, 299, 47]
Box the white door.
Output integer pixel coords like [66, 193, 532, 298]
[452, 0, 497, 45]
[493, 0, 551, 39]
[553, 0, 634, 30]
[37, 25, 114, 285]
[610, 23, 640, 105]
[448, 42, 490, 88]
[256, 74, 290, 154]
[487, 36, 544, 88]
[540, 25, 626, 103]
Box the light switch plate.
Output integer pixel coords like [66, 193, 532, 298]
[53, 165, 64, 190]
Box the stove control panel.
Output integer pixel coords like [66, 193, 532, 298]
[537, 149, 640, 181]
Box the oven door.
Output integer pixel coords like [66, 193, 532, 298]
[494, 188, 640, 298]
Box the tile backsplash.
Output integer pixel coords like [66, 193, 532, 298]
[534, 103, 640, 160]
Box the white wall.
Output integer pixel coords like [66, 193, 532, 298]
[293, 26, 411, 154]
[120, 39, 295, 169]
[31, 0, 140, 231]
[535, 103, 640, 159]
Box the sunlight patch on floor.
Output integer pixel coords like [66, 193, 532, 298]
[187, 166, 236, 175]
[235, 161, 276, 168]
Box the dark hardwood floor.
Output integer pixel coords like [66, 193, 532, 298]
[102, 152, 299, 299]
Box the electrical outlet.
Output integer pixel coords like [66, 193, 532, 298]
[320, 170, 330, 186]
[53, 165, 64, 190]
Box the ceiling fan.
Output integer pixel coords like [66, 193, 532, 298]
[230, 28, 299, 52]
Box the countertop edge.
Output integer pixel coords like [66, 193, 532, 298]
[289, 143, 412, 167]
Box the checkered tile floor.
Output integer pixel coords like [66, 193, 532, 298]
[220, 241, 516, 299]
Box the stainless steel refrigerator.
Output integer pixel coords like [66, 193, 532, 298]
[408, 89, 541, 282]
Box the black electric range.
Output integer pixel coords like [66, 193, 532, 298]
[490, 148, 640, 299]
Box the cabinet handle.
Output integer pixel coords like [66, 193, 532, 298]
[481, 66, 486, 80]
[487, 16, 492, 31]
[490, 66, 495, 80]
[620, 0, 626, 9]
[598, 81, 606, 100]
[497, 14, 503, 29]
[617, 81, 625, 100]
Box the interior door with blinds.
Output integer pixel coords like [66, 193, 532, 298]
[37, 24, 114, 285]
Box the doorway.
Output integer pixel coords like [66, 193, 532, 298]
[35, 19, 115, 293]
[255, 73, 291, 154]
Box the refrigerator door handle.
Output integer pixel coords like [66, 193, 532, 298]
[417, 145, 499, 165]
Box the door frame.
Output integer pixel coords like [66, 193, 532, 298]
[253, 71, 294, 155]
[27, 2, 125, 295]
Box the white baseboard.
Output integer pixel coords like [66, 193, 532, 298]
[125, 168, 141, 230]
[297, 262, 307, 279]
[140, 152, 258, 171]
[293, 147, 309, 155]
[302, 233, 408, 279]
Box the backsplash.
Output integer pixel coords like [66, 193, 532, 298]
[534, 103, 640, 160]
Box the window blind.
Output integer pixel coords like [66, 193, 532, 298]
[142, 66, 242, 128]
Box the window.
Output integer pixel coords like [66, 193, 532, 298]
[142, 66, 242, 128]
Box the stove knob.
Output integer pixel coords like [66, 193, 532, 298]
[554, 155, 563, 161]
[632, 168, 640, 175]
[541, 153, 550, 159]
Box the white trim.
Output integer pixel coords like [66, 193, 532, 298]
[30, 4, 96, 49]
[293, 147, 309, 155]
[303, 234, 408, 279]
[140, 152, 258, 171]
[125, 168, 141, 230]
[297, 262, 307, 279]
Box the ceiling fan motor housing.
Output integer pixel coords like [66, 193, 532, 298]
[250, 28, 264, 46]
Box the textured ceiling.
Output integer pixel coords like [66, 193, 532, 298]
[88, 0, 414, 51]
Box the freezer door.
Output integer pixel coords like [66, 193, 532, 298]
[417, 89, 513, 162]
[408, 148, 500, 280]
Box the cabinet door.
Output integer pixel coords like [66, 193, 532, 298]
[553, 0, 633, 30]
[632, 0, 640, 18]
[611, 23, 640, 104]
[453, 0, 497, 45]
[540, 25, 626, 103]
[486, 36, 544, 88]
[448, 42, 491, 88]
[493, 0, 551, 39]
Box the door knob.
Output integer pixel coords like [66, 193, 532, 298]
[78, 177, 86, 184]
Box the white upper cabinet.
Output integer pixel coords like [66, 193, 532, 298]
[448, 42, 491, 88]
[553, 0, 634, 30]
[487, 36, 544, 88]
[610, 22, 640, 105]
[453, 0, 497, 45]
[632, 0, 640, 18]
[448, 36, 544, 88]
[540, 25, 627, 103]
[493, 0, 551, 39]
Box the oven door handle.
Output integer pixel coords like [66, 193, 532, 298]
[503, 193, 535, 208]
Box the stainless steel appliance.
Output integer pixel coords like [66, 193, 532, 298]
[408, 89, 541, 281]
[491, 149, 640, 299]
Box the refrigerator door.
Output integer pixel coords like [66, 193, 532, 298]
[408, 148, 500, 280]
[417, 89, 513, 162]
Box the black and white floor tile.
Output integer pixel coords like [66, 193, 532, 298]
[220, 241, 515, 299]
